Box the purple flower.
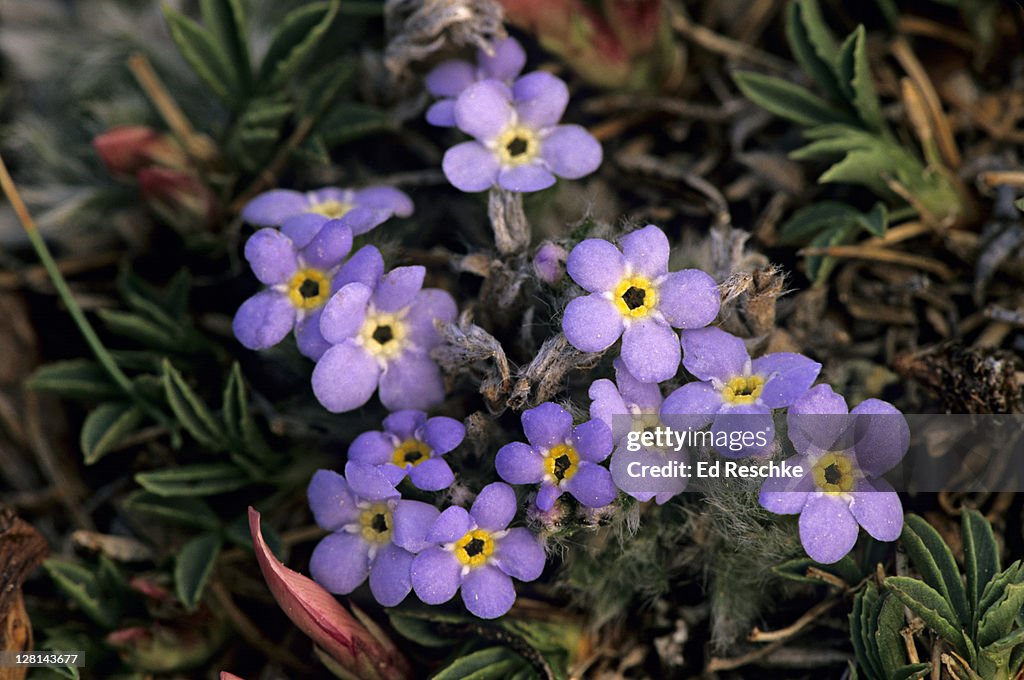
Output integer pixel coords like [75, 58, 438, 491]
[591, 359, 687, 504]
[496, 402, 616, 511]
[346, 410, 465, 494]
[758, 385, 909, 564]
[311, 251, 457, 413]
[307, 470, 439, 607]
[233, 220, 359, 359]
[533, 242, 568, 285]
[563, 225, 721, 383]
[661, 327, 820, 457]
[410, 482, 545, 619]
[442, 73, 602, 192]
[241, 185, 413, 235]
[425, 37, 526, 127]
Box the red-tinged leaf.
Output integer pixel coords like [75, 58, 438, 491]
[247, 507, 411, 680]
[220, 673, 245, 680]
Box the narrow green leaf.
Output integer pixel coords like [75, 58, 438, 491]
[850, 587, 875, 679]
[258, 1, 339, 89]
[978, 582, 1024, 648]
[316, 102, 392, 146]
[200, 0, 252, 91]
[876, 593, 908, 677]
[299, 57, 358, 119]
[982, 626, 1024, 655]
[836, 26, 885, 133]
[807, 221, 857, 284]
[901, 515, 972, 631]
[98, 309, 181, 351]
[388, 613, 453, 648]
[162, 359, 228, 450]
[885, 576, 968, 657]
[857, 202, 888, 238]
[779, 201, 860, 245]
[174, 532, 222, 611]
[889, 664, 932, 680]
[786, 0, 846, 103]
[27, 360, 121, 401]
[963, 508, 1000, 624]
[123, 491, 221, 530]
[431, 647, 525, 680]
[162, 5, 237, 105]
[772, 554, 863, 586]
[135, 462, 248, 496]
[42, 559, 119, 629]
[978, 562, 1021, 618]
[80, 402, 145, 464]
[733, 71, 853, 127]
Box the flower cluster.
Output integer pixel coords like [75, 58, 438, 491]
[425, 36, 603, 193]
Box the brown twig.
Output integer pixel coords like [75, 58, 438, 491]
[707, 638, 788, 672]
[798, 244, 955, 280]
[891, 38, 962, 169]
[748, 597, 840, 642]
[667, 3, 790, 72]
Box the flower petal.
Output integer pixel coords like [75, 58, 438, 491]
[344, 461, 400, 501]
[536, 482, 561, 511]
[422, 417, 464, 454]
[334, 245, 384, 290]
[620, 225, 669, 278]
[404, 288, 458, 349]
[352, 186, 414, 218]
[392, 499, 441, 553]
[513, 71, 569, 128]
[425, 60, 475, 97]
[378, 352, 445, 412]
[757, 458, 814, 514]
[612, 358, 663, 411]
[711, 404, 775, 458]
[658, 269, 720, 329]
[281, 213, 329, 248]
[319, 283, 372, 344]
[752, 352, 821, 409]
[471, 482, 517, 531]
[566, 239, 625, 293]
[408, 457, 455, 491]
[522, 402, 573, 449]
[620, 318, 680, 384]
[307, 469, 359, 531]
[245, 228, 299, 285]
[336, 206, 390, 236]
[850, 399, 909, 477]
[382, 410, 426, 440]
[680, 327, 749, 382]
[426, 99, 456, 127]
[588, 379, 628, 433]
[497, 162, 556, 192]
[233, 290, 294, 350]
[300, 219, 353, 270]
[849, 477, 903, 542]
[312, 341, 380, 413]
[494, 527, 544, 581]
[562, 295, 623, 352]
[660, 381, 719, 431]
[295, 309, 331, 360]
[368, 544, 413, 607]
[348, 431, 395, 465]
[496, 442, 545, 484]
[787, 384, 851, 456]
[564, 461, 617, 508]
[454, 80, 514, 141]
[410, 547, 461, 605]
[372, 266, 425, 312]
[479, 37, 526, 81]
[242, 189, 306, 226]
[572, 419, 613, 463]
[539, 124, 602, 179]
[309, 532, 370, 595]
[798, 494, 859, 564]
[428, 506, 473, 543]
[461, 565, 515, 619]
[443, 141, 500, 192]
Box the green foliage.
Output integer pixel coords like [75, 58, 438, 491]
[174, 532, 223, 611]
[779, 200, 887, 283]
[42, 558, 123, 629]
[851, 510, 1024, 679]
[80, 401, 145, 464]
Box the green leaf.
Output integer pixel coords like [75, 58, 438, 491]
[200, 0, 251, 92]
[962, 508, 1000, 624]
[978, 582, 1024, 648]
[299, 57, 358, 119]
[807, 221, 857, 284]
[773, 554, 863, 586]
[123, 491, 221, 530]
[221, 363, 276, 468]
[786, 0, 846, 103]
[850, 586, 877, 679]
[81, 401, 144, 464]
[885, 576, 969, 658]
[982, 626, 1024, 655]
[733, 71, 853, 127]
[889, 664, 932, 680]
[258, 1, 340, 89]
[876, 593, 908, 677]
[163, 5, 237, 105]
[858, 202, 888, 237]
[431, 647, 527, 680]
[98, 310, 182, 352]
[174, 532, 222, 611]
[901, 515, 971, 631]
[225, 95, 293, 172]
[135, 462, 248, 496]
[388, 613, 454, 648]
[836, 26, 885, 133]
[779, 201, 861, 245]
[27, 360, 121, 401]
[162, 359, 228, 450]
[316, 102, 392, 146]
[42, 559, 119, 629]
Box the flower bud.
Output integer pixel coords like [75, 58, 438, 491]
[92, 126, 186, 177]
[533, 242, 568, 285]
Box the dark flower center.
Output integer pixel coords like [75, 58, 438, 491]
[823, 463, 843, 485]
[552, 454, 573, 481]
[299, 278, 321, 299]
[404, 449, 424, 464]
[372, 324, 394, 344]
[371, 513, 389, 533]
[621, 286, 646, 310]
[506, 136, 529, 157]
[463, 537, 486, 557]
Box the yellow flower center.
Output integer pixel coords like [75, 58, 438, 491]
[287, 267, 331, 310]
[812, 452, 855, 495]
[392, 438, 432, 468]
[544, 443, 580, 482]
[454, 529, 495, 568]
[358, 503, 393, 543]
[307, 199, 352, 219]
[359, 311, 407, 360]
[496, 125, 540, 166]
[612, 276, 658, 319]
[721, 374, 765, 405]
